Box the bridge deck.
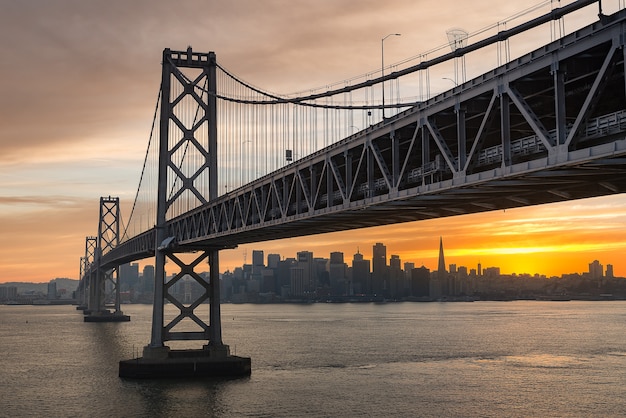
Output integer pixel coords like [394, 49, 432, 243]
[104, 6, 626, 267]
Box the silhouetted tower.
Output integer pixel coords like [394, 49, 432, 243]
[372, 243, 387, 295]
[435, 236, 449, 297]
[411, 266, 431, 297]
[352, 250, 371, 294]
[389, 254, 402, 298]
[329, 252, 347, 295]
[438, 237, 446, 275]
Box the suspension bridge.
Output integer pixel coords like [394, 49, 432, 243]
[74, 0, 626, 377]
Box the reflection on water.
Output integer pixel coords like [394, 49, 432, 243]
[474, 353, 590, 369]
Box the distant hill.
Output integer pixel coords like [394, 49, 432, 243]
[0, 278, 79, 294]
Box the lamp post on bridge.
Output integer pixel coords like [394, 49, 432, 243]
[381, 33, 401, 120]
[442, 77, 458, 87]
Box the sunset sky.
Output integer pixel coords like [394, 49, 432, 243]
[2, 0, 626, 283]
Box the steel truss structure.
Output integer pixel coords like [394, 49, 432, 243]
[86, 197, 124, 315]
[77, 236, 96, 308]
[103, 7, 626, 265]
[145, 49, 226, 353]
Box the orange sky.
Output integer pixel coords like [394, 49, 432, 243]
[2, 0, 626, 283]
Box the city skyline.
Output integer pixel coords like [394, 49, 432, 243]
[2, 0, 626, 283]
[2, 238, 619, 305]
[85, 239, 624, 303]
[224, 237, 617, 279]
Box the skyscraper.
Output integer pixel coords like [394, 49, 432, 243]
[267, 254, 281, 269]
[352, 250, 370, 294]
[435, 237, 448, 297]
[297, 251, 315, 292]
[438, 237, 446, 274]
[389, 254, 402, 298]
[329, 252, 346, 295]
[372, 243, 387, 295]
[142, 265, 155, 293]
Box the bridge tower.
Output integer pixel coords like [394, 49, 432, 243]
[120, 48, 250, 378]
[85, 196, 130, 322]
[76, 236, 96, 311]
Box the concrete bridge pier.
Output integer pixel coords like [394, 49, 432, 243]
[84, 269, 130, 322]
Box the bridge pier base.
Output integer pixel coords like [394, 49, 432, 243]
[84, 309, 130, 322]
[119, 344, 251, 379]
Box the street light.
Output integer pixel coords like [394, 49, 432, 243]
[442, 77, 458, 87]
[382, 33, 401, 119]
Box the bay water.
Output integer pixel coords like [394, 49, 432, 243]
[2, 301, 626, 417]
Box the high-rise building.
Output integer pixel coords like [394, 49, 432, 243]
[252, 250, 264, 283]
[372, 243, 387, 295]
[252, 250, 264, 268]
[297, 251, 315, 292]
[589, 260, 603, 280]
[352, 250, 371, 294]
[290, 266, 306, 296]
[606, 264, 614, 278]
[261, 268, 276, 293]
[314, 257, 330, 289]
[330, 252, 344, 264]
[120, 262, 140, 290]
[267, 254, 281, 269]
[277, 258, 297, 296]
[438, 237, 446, 274]
[435, 237, 448, 296]
[142, 265, 155, 293]
[329, 252, 347, 295]
[411, 266, 430, 297]
[389, 255, 402, 298]
[403, 262, 415, 297]
[47, 280, 57, 300]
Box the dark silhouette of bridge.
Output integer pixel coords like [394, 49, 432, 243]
[75, 0, 626, 377]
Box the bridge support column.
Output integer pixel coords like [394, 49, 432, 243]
[77, 237, 96, 311]
[122, 248, 250, 378]
[204, 250, 228, 355]
[84, 197, 129, 322]
[119, 48, 249, 378]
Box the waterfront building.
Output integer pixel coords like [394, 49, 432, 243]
[589, 260, 603, 280]
[120, 262, 140, 290]
[389, 255, 403, 298]
[277, 257, 296, 295]
[403, 262, 415, 296]
[47, 280, 57, 300]
[433, 237, 448, 297]
[411, 266, 430, 297]
[142, 265, 155, 293]
[372, 243, 387, 295]
[329, 252, 347, 295]
[352, 250, 371, 294]
[267, 253, 281, 269]
[261, 268, 275, 293]
[297, 251, 315, 292]
[252, 250, 264, 285]
[290, 266, 306, 296]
